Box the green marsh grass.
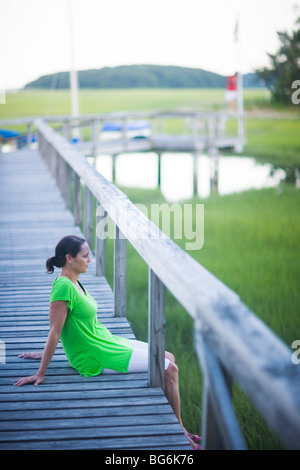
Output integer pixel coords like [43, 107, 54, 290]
[103, 183, 300, 449]
[244, 118, 300, 166]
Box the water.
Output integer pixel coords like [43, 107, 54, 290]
[93, 152, 286, 201]
[2, 141, 286, 201]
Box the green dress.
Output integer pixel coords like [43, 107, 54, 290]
[50, 276, 133, 377]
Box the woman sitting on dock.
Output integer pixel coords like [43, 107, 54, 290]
[14, 235, 201, 449]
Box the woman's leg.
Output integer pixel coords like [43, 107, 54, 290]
[102, 340, 199, 448]
[164, 360, 200, 449]
[129, 341, 199, 448]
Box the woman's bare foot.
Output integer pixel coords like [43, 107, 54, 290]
[183, 429, 202, 449]
[187, 432, 201, 442]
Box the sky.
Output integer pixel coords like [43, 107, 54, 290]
[0, 0, 299, 90]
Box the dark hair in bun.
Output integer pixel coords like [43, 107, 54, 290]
[46, 235, 86, 274]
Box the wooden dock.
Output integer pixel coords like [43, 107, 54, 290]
[0, 148, 191, 450]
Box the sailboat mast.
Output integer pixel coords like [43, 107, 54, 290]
[68, 0, 79, 121]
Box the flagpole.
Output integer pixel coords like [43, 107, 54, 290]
[235, 13, 244, 151]
[68, 0, 80, 139]
[237, 72, 244, 140]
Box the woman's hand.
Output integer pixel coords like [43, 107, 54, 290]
[18, 352, 43, 360]
[14, 301, 68, 388]
[15, 352, 44, 386]
[14, 374, 44, 387]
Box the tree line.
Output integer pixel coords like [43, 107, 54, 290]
[25, 64, 261, 90]
[256, 17, 300, 104]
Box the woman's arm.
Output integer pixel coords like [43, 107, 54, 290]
[14, 301, 68, 387]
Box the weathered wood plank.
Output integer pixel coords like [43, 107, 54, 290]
[0, 372, 148, 386]
[0, 413, 178, 432]
[0, 434, 190, 451]
[0, 394, 169, 412]
[0, 423, 182, 443]
[0, 387, 165, 404]
[0, 378, 149, 393]
[0, 403, 172, 422]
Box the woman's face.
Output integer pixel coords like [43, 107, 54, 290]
[70, 242, 91, 273]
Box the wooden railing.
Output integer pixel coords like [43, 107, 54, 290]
[0, 109, 246, 154]
[34, 117, 300, 450]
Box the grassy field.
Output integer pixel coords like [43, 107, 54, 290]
[1, 87, 268, 117]
[1, 88, 299, 449]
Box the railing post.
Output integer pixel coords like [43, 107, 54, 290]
[192, 152, 198, 196]
[50, 145, 57, 179]
[57, 155, 64, 197]
[61, 160, 67, 203]
[208, 147, 219, 193]
[65, 164, 73, 210]
[148, 268, 166, 391]
[122, 117, 128, 152]
[84, 186, 94, 249]
[63, 121, 71, 141]
[95, 202, 106, 276]
[201, 374, 225, 450]
[114, 226, 127, 317]
[158, 116, 164, 134]
[92, 118, 99, 157]
[54, 149, 59, 187]
[27, 122, 32, 148]
[150, 115, 156, 143]
[112, 154, 117, 184]
[192, 114, 198, 149]
[74, 173, 82, 227]
[157, 153, 161, 188]
[194, 320, 246, 450]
